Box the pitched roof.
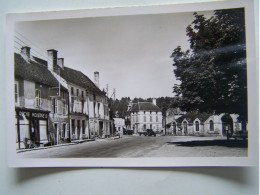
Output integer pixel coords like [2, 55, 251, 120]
[176, 112, 212, 124]
[59, 66, 105, 96]
[130, 102, 161, 112]
[14, 53, 59, 87]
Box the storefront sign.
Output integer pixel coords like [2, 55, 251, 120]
[18, 110, 48, 119]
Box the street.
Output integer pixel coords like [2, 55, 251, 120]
[17, 135, 247, 158]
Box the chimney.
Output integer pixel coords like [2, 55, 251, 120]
[47, 49, 58, 72]
[94, 71, 99, 88]
[58, 58, 64, 69]
[152, 98, 156, 105]
[21, 46, 31, 63]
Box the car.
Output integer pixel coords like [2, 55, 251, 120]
[146, 129, 156, 136]
[139, 129, 156, 136]
[123, 129, 134, 135]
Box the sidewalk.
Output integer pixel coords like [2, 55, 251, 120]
[16, 136, 121, 153]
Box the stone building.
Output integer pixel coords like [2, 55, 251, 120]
[113, 118, 125, 135]
[48, 50, 113, 139]
[128, 99, 163, 134]
[14, 47, 69, 149]
[166, 110, 243, 137]
[14, 45, 113, 149]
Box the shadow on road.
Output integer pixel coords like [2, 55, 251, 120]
[167, 139, 248, 148]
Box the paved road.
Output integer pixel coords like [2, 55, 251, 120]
[17, 135, 247, 158]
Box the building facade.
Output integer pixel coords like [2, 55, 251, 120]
[166, 110, 243, 137]
[50, 50, 113, 140]
[15, 47, 69, 149]
[128, 99, 163, 134]
[15, 45, 113, 149]
[113, 118, 126, 135]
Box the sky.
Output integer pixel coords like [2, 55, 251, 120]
[14, 10, 212, 99]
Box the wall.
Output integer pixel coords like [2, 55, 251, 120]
[0, 0, 259, 195]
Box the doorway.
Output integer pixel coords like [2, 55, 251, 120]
[221, 114, 233, 136]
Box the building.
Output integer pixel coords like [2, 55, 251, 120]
[87, 72, 113, 138]
[165, 108, 185, 135]
[167, 111, 243, 137]
[47, 50, 113, 140]
[15, 45, 113, 149]
[14, 47, 69, 149]
[128, 99, 163, 134]
[113, 118, 125, 135]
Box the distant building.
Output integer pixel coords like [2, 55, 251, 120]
[113, 118, 125, 135]
[167, 111, 243, 136]
[128, 99, 163, 134]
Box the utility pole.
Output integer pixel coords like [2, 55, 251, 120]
[113, 88, 116, 101]
[106, 84, 109, 97]
[165, 117, 167, 136]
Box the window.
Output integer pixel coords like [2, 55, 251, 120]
[150, 115, 152, 122]
[195, 121, 199, 131]
[81, 91, 84, 99]
[62, 101, 66, 115]
[61, 91, 66, 100]
[143, 124, 146, 130]
[71, 97, 75, 112]
[144, 116, 146, 122]
[76, 89, 79, 96]
[210, 120, 214, 131]
[97, 103, 100, 115]
[52, 98, 58, 113]
[156, 115, 158, 122]
[35, 89, 41, 107]
[71, 87, 74, 95]
[15, 82, 18, 103]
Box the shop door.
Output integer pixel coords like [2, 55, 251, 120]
[77, 120, 81, 139]
[32, 119, 40, 146]
[99, 121, 103, 137]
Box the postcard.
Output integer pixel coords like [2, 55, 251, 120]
[6, 0, 257, 167]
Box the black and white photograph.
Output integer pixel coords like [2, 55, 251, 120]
[6, 0, 257, 167]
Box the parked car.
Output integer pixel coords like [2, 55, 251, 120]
[139, 129, 156, 136]
[123, 129, 134, 135]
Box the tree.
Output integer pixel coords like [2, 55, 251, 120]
[108, 97, 131, 119]
[171, 8, 247, 126]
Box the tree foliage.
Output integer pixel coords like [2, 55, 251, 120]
[171, 8, 247, 122]
[108, 97, 131, 119]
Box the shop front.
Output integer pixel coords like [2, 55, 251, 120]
[15, 108, 50, 149]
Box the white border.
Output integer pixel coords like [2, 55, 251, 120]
[6, 0, 258, 167]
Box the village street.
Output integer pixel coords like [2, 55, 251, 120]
[17, 135, 247, 158]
